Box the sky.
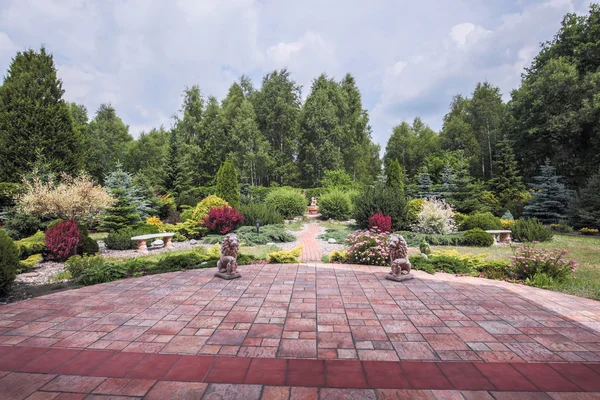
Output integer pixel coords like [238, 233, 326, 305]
[0, 0, 594, 149]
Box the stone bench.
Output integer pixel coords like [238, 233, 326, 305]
[485, 230, 512, 244]
[130, 233, 175, 253]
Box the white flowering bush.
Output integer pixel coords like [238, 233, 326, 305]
[19, 173, 115, 223]
[346, 229, 389, 266]
[412, 198, 457, 235]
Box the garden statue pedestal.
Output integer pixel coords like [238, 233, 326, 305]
[485, 230, 512, 244]
[386, 234, 414, 282]
[130, 233, 175, 254]
[307, 197, 319, 215]
[215, 233, 241, 280]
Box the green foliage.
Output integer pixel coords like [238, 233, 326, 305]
[459, 212, 502, 231]
[0, 47, 82, 183]
[386, 160, 404, 194]
[329, 250, 348, 263]
[79, 236, 99, 256]
[239, 203, 284, 226]
[550, 221, 574, 233]
[569, 169, 600, 229]
[509, 244, 576, 282]
[179, 208, 194, 223]
[265, 188, 306, 219]
[419, 240, 431, 255]
[501, 210, 514, 220]
[463, 228, 494, 247]
[394, 231, 467, 247]
[413, 198, 457, 235]
[353, 184, 406, 230]
[1, 208, 48, 240]
[104, 165, 152, 218]
[488, 139, 525, 206]
[192, 195, 229, 222]
[240, 185, 272, 205]
[318, 229, 353, 243]
[19, 254, 43, 272]
[512, 218, 553, 242]
[404, 199, 424, 230]
[321, 169, 353, 190]
[156, 252, 203, 271]
[215, 160, 240, 207]
[0, 182, 25, 209]
[162, 129, 191, 197]
[0, 230, 20, 295]
[101, 189, 141, 232]
[15, 231, 46, 259]
[524, 160, 572, 224]
[319, 189, 352, 220]
[579, 228, 598, 236]
[204, 225, 295, 246]
[104, 225, 160, 250]
[409, 250, 498, 275]
[267, 246, 302, 263]
[79, 259, 128, 286]
[170, 220, 207, 240]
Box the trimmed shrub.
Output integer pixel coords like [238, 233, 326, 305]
[409, 249, 489, 275]
[192, 195, 229, 222]
[265, 188, 306, 219]
[239, 203, 284, 226]
[580, 227, 599, 236]
[550, 221, 574, 233]
[19, 254, 43, 272]
[319, 189, 352, 220]
[511, 218, 553, 242]
[413, 198, 457, 235]
[463, 228, 494, 247]
[267, 246, 302, 263]
[157, 252, 203, 271]
[203, 206, 244, 234]
[215, 160, 241, 207]
[79, 236, 99, 256]
[329, 250, 348, 263]
[394, 231, 467, 247]
[459, 212, 502, 231]
[346, 229, 390, 266]
[369, 213, 393, 233]
[45, 220, 81, 262]
[16, 231, 46, 259]
[0, 230, 19, 295]
[204, 225, 295, 246]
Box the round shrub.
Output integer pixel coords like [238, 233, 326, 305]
[413, 199, 456, 235]
[239, 203, 284, 226]
[369, 213, 393, 232]
[319, 189, 352, 220]
[265, 188, 306, 219]
[346, 229, 390, 266]
[463, 228, 494, 247]
[512, 218, 553, 242]
[45, 220, 81, 262]
[179, 208, 194, 223]
[0, 230, 19, 296]
[79, 236, 99, 255]
[191, 195, 229, 223]
[405, 198, 425, 229]
[203, 205, 245, 234]
[459, 212, 502, 231]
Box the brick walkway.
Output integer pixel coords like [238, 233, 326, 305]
[298, 223, 323, 262]
[1, 263, 600, 398]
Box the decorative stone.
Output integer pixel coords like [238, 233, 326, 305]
[152, 239, 164, 247]
[421, 253, 429, 259]
[327, 238, 337, 244]
[201, 261, 208, 265]
[386, 234, 413, 282]
[215, 233, 241, 280]
[190, 239, 197, 245]
[266, 242, 275, 246]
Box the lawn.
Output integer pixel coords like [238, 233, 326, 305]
[432, 234, 600, 300]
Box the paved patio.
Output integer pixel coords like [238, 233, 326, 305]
[1, 263, 600, 398]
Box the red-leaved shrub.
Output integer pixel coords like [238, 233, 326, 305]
[203, 205, 245, 234]
[45, 220, 81, 261]
[368, 213, 392, 232]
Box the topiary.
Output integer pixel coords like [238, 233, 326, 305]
[192, 195, 229, 223]
[511, 218, 553, 242]
[45, 220, 81, 262]
[459, 212, 502, 231]
[463, 228, 494, 247]
[215, 160, 241, 207]
[265, 188, 306, 219]
[239, 203, 284, 226]
[319, 189, 352, 220]
[0, 230, 19, 295]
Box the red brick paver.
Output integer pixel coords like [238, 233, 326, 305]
[299, 223, 323, 261]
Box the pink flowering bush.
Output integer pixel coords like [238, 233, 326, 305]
[509, 243, 577, 282]
[346, 229, 389, 266]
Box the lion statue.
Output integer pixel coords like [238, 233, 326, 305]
[217, 233, 240, 275]
[387, 234, 411, 276]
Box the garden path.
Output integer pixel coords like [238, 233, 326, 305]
[1, 263, 600, 398]
[298, 223, 323, 262]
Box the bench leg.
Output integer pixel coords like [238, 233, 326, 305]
[164, 236, 174, 250]
[137, 240, 148, 254]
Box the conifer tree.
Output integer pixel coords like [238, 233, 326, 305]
[104, 164, 152, 218]
[488, 139, 525, 206]
[569, 168, 600, 229]
[386, 159, 405, 196]
[101, 189, 141, 232]
[216, 160, 240, 207]
[163, 130, 190, 197]
[524, 160, 572, 224]
[417, 171, 434, 198]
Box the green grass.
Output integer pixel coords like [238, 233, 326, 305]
[430, 234, 600, 300]
[286, 220, 304, 231]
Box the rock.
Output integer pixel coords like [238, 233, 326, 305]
[266, 242, 275, 246]
[21, 272, 40, 278]
[328, 238, 337, 244]
[421, 253, 429, 259]
[190, 239, 197, 245]
[201, 261, 208, 265]
[152, 239, 164, 247]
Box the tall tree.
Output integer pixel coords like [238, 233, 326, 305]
[104, 164, 152, 218]
[201, 96, 226, 182]
[162, 129, 190, 197]
[0, 47, 82, 182]
[569, 168, 600, 229]
[488, 139, 526, 208]
[523, 160, 572, 224]
[123, 127, 169, 184]
[215, 160, 240, 207]
[84, 104, 132, 182]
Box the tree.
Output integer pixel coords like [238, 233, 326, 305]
[0, 47, 82, 182]
[215, 160, 240, 207]
[523, 160, 572, 224]
[417, 171, 434, 198]
[488, 139, 526, 207]
[104, 164, 152, 218]
[101, 189, 141, 232]
[436, 164, 457, 199]
[123, 127, 169, 184]
[322, 169, 353, 190]
[201, 96, 226, 182]
[163, 129, 190, 197]
[569, 168, 600, 229]
[386, 159, 404, 196]
[84, 104, 133, 182]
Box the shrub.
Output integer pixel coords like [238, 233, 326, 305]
[346, 229, 389, 266]
[463, 228, 494, 247]
[318, 228, 353, 243]
[45, 220, 81, 261]
[104, 225, 160, 250]
[192, 195, 229, 222]
[369, 213, 393, 232]
[239, 203, 284, 226]
[511, 218, 553, 242]
[409, 250, 488, 275]
[79, 236, 99, 256]
[319, 189, 352, 220]
[19, 254, 43, 272]
[0, 182, 25, 209]
[101, 189, 141, 232]
[304, 188, 329, 205]
[204, 225, 295, 246]
[66, 255, 105, 279]
[405, 199, 425, 228]
[321, 169, 353, 190]
[0, 230, 19, 295]
[501, 219, 515, 230]
[203, 206, 244, 234]
[477, 260, 511, 280]
[459, 212, 502, 231]
[172, 220, 207, 240]
[550, 221, 574, 233]
[157, 252, 203, 271]
[579, 227, 598, 236]
[394, 231, 466, 247]
[329, 250, 348, 263]
[1, 207, 49, 240]
[353, 185, 406, 230]
[267, 246, 303, 263]
[215, 160, 241, 207]
[501, 210, 514, 220]
[78, 260, 127, 285]
[508, 244, 576, 282]
[419, 240, 431, 255]
[146, 216, 164, 231]
[16, 231, 46, 259]
[265, 188, 306, 219]
[179, 208, 194, 223]
[413, 198, 457, 235]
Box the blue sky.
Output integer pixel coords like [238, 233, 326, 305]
[0, 0, 593, 148]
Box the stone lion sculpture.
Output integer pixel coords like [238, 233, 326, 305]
[215, 233, 241, 279]
[386, 234, 413, 281]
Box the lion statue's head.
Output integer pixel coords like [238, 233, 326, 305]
[387, 234, 408, 260]
[221, 233, 240, 258]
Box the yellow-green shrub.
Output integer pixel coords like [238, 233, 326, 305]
[192, 195, 229, 222]
[329, 250, 348, 263]
[268, 246, 302, 263]
[501, 219, 515, 230]
[19, 254, 43, 271]
[580, 227, 599, 236]
[146, 216, 164, 232]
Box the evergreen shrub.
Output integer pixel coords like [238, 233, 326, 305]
[239, 203, 284, 226]
[203, 205, 244, 234]
[192, 195, 229, 222]
[0, 230, 19, 295]
[267, 246, 302, 263]
[463, 228, 494, 247]
[16, 231, 46, 259]
[319, 189, 352, 220]
[511, 218, 553, 242]
[459, 212, 502, 231]
[215, 160, 240, 207]
[265, 188, 306, 219]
